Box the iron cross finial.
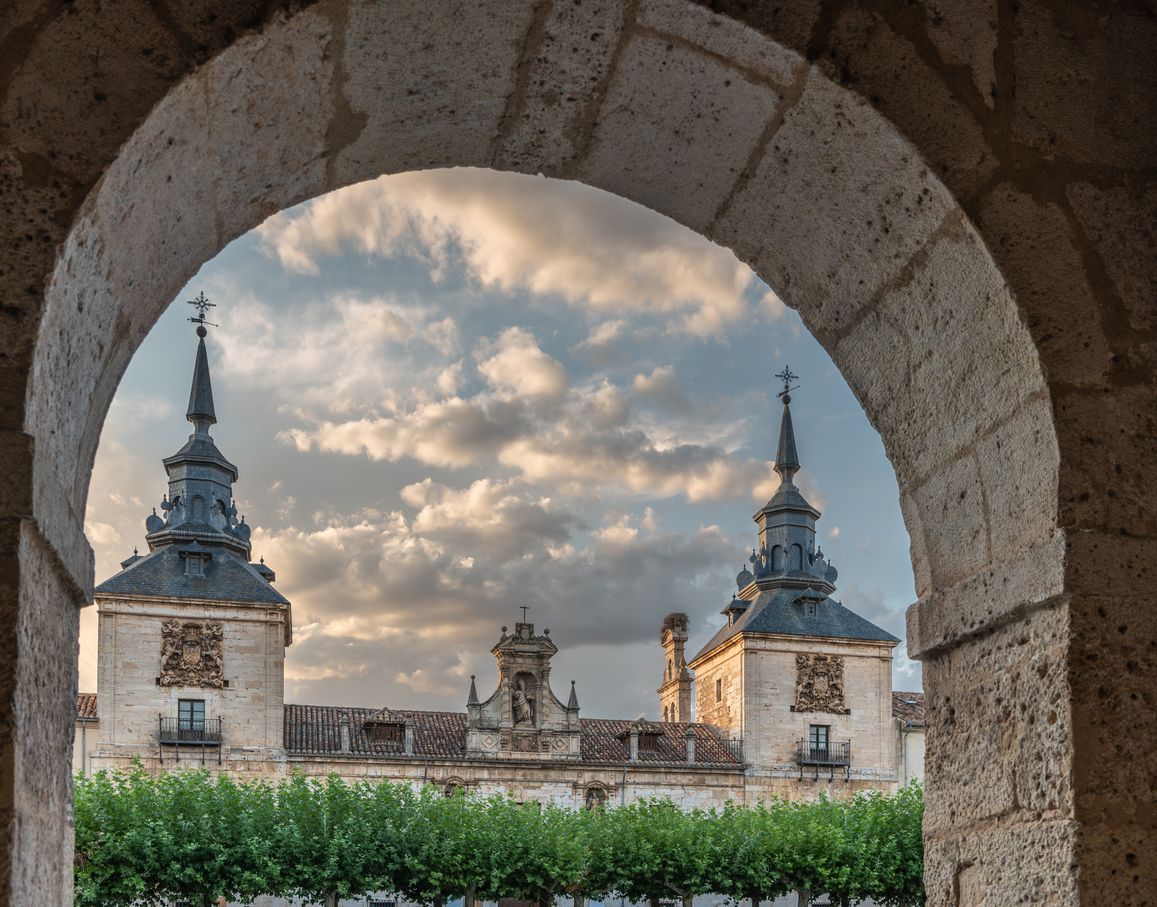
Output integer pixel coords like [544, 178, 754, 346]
[187, 291, 218, 331]
[774, 365, 799, 400]
[520, 605, 530, 623]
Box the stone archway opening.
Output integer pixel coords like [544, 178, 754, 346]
[13, 2, 1090, 904]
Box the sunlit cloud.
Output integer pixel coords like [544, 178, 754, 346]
[257, 169, 759, 338]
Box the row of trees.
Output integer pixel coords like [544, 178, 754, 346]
[74, 770, 923, 907]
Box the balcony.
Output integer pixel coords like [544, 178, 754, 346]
[796, 739, 851, 781]
[158, 716, 222, 764]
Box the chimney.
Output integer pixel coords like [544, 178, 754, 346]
[404, 725, 415, 756]
[629, 725, 639, 763]
[338, 716, 351, 754]
[685, 726, 696, 764]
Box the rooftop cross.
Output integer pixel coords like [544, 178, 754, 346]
[187, 291, 218, 335]
[520, 605, 530, 622]
[774, 365, 799, 401]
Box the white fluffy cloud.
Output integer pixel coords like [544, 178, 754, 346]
[257, 169, 759, 338]
[476, 327, 568, 400]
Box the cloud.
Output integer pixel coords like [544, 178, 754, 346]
[631, 365, 690, 412]
[257, 169, 758, 338]
[476, 327, 567, 400]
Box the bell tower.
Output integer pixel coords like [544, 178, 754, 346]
[658, 612, 692, 722]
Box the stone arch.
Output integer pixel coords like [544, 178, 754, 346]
[5, 2, 1152, 904]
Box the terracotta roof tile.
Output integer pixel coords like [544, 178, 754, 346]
[283, 705, 742, 767]
[892, 691, 925, 725]
[77, 692, 98, 721]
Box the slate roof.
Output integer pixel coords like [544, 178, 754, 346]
[693, 587, 899, 662]
[892, 691, 925, 726]
[94, 545, 289, 605]
[283, 705, 742, 767]
[76, 692, 98, 721]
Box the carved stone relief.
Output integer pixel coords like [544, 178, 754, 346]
[160, 620, 225, 688]
[794, 653, 845, 713]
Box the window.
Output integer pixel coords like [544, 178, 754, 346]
[715, 678, 722, 703]
[809, 724, 830, 758]
[185, 555, 204, 576]
[805, 601, 817, 617]
[178, 699, 205, 731]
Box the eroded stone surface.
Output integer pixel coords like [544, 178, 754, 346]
[578, 33, 785, 232]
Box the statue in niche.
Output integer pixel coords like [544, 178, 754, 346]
[794, 653, 845, 713]
[512, 676, 535, 724]
[160, 620, 225, 688]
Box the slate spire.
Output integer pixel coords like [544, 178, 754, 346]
[467, 675, 480, 707]
[773, 366, 800, 484]
[567, 680, 580, 711]
[186, 328, 217, 434]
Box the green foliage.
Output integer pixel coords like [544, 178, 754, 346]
[75, 771, 924, 907]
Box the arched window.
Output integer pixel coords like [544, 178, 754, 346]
[790, 544, 803, 571]
[444, 779, 466, 798]
[770, 546, 783, 571]
[667, 658, 673, 680]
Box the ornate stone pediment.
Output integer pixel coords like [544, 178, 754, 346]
[160, 620, 224, 688]
[794, 653, 845, 713]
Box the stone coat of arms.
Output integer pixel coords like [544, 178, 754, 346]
[794, 653, 846, 713]
[160, 620, 225, 688]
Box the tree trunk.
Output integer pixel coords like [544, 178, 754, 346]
[796, 889, 810, 907]
[325, 891, 339, 907]
[464, 886, 476, 907]
[649, 895, 660, 907]
[682, 893, 694, 907]
[574, 895, 586, 907]
[433, 896, 445, 907]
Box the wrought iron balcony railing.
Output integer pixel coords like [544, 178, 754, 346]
[159, 715, 223, 745]
[796, 739, 851, 766]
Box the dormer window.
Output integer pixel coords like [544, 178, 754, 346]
[805, 601, 817, 618]
[186, 556, 204, 577]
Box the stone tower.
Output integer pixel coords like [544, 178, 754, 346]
[92, 303, 292, 772]
[688, 369, 899, 783]
[658, 612, 692, 722]
[466, 619, 581, 759]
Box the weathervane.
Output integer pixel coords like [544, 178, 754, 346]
[774, 365, 799, 402]
[187, 291, 218, 334]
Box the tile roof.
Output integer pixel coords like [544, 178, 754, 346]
[892, 691, 925, 726]
[76, 692, 98, 721]
[693, 587, 900, 662]
[283, 705, 742, 767]
[95, 545, 289, 605]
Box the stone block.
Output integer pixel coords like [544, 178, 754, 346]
[832, 217, 1047, 486]
[578, 33, 785, 232]
[922, 602, 1071, 830]
[911, 453, 988, 589]
[206, 10, 334, 243]
[917, 0, 998, 108]
[493, 0, 630, 175]
[331, 0, 536, 183]
[821, 4, 998, 199]
[711, 70, 956, 335]
[906, 530, 1065, 660]
[1012, 4, 1156, 170]
[1065, 182, 1157, 337]
[1054, 385, 1157, 537]
[974, 182, 1112, 388]
[0, 0, 189, 181]
[637, 0, 803, 89]
[978, 395, 1058, 556]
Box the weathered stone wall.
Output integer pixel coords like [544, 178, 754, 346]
[1, 1, 1153, 904]
[95, 597, 288, 754]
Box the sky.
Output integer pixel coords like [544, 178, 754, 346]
[78, 168, 921, 718]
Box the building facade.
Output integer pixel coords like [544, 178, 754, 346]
[80, 326, 924, 807]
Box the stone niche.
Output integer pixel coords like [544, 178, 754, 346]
[467, 621, 581, 760]
[159, 620, 225, 688]
[794, 653, 845, 713]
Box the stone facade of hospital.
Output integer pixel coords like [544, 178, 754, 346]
[77, 330, 924, 808]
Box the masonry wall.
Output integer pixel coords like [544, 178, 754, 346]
[95, 596, 288, 758]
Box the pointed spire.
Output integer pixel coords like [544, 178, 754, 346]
[773, 366, 801, 484]
[186, 328, 217, 434]
[567, 679, 580, 711]
[467, 674, 480, 707]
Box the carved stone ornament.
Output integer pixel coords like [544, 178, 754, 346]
[160, 619, 225, 688]
[794, 653, 845, 713]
